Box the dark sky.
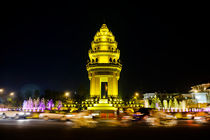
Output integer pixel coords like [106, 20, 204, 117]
[0, 3, 209, 96]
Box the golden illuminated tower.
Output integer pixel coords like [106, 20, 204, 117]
[87, 24, 122, 98]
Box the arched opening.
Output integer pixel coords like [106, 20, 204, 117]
[96, 58, 98, 62]
[109, 58, 112, 62]
[113, 59, 115, 63]
[92, 59, 94, 63]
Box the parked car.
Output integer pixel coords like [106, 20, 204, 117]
[0, 111, 30, 119]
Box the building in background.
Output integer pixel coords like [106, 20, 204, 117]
[189, 83, 210, 108]
[143, 93, 157, 99]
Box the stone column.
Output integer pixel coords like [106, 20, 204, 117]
[108, 77, 113, 96]
[95, 77, 101, 97]
[90, 76, 95, 97]
[112, 73, 118, 97]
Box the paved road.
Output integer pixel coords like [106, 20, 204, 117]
[0, 118, 208, 127]
[0, 119, 74, 128]
[0, 119, 209, 140]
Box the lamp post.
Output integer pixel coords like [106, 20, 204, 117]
[0, 88, 4, 105]
[64, 92, 70, 99]
[133, 92, 139, 100]
[0, 88, 4, 94]
[135, 92, 139, 97]
[10, 92, 15, 97]
[7, 92, 15, 107]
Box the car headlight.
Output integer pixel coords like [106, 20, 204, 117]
[83, 115, 92, 119]
[66, 115, 75, 117]
[26, 112, 30, 115]
[19, 112, 24, 116]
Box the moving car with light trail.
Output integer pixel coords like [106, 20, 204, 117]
[39, 112, 67, 121]
[0, 111, 30, 119]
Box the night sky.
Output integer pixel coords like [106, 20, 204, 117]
[0, 3, 209, 96]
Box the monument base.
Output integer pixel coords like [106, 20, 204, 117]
[87, 99, 117, 111]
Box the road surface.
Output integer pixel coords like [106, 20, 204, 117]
[0, 119, 209, 140]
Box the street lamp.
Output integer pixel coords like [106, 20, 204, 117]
[0, 88, 4, 94]
[135, 92, 139, 97]
[193, 90, 198, 93]
[10, 92, 15, 97]
[65, 92, 70, 98]
[133, 92, 139, 100]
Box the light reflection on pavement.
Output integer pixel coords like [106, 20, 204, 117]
[0, 119, 209, 140]
[0, 119, 209, 128]
[0, 119, 74, 128]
